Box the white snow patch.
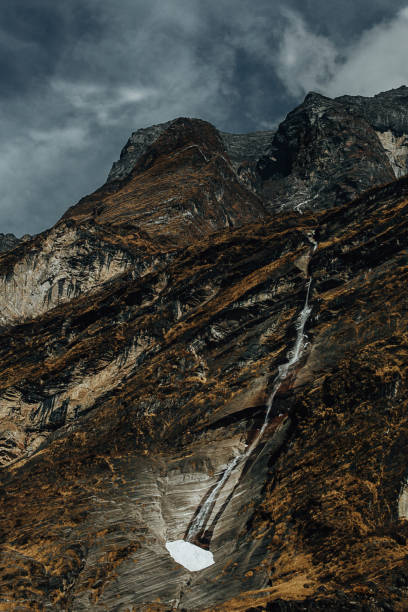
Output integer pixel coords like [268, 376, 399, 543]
[165, 540, 214, 571]
[399, 482, 408, 519]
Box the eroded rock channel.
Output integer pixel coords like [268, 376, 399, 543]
[166, 255, 315, 577]
[2, 88, 408, 611]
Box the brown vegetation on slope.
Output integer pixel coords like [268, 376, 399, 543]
[1, 113, 408, 610]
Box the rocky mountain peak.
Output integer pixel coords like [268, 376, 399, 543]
[302, 90, 334, 108]
[334, 87, 408, 177]
[0, 232, 31, 253]
[0, 232, 20, 253]
[336, 86, 408, 134]
[107, 117, 224, 184]
[103, 85, 408, 223]
[255, 87, 408, 212]
[376, 84, 408, 97]
[2, 86, 408, 611]
[61, 116, 265, 245]
[107, 119, 173, 183]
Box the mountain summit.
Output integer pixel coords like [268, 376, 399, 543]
[1, 88, 408, 611]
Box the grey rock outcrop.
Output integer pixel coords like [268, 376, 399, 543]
[220, 130, 275, 164]
[107, 119, 276, 186]
[336, 85, 408, 136]
[4, 87, 408, 611]
[257, 92, 396, 212]
[336, 86, 408, 178]
[0, 233, 21, 253]
[107, 120, 173, 183]
[107, 88, 408, 219]
[0, 223, 139, 329]
[0, 233, 31, 253]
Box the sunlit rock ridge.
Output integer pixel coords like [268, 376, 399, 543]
[1, 87, 408, 611]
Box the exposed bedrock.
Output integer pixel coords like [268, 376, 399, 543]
[257, 92, 396, 213]
[0, 222, 140, 328]
[399, 482, 408, 520]
[337, 87, 408, 180]
[68, 420, 290, 611]
[108, 121, 276, 184]
[337, 86, 408, 135]
[0, 232, 29, 253]
[107, 119, 173, 183]
[64, 117, 267, 242]
[3, 89, 408, 610]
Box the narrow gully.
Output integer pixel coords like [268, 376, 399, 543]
[166, 240, 317, 571]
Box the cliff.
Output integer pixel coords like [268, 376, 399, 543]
[1, 88, 408, 611]
[0, 232, 30, 253]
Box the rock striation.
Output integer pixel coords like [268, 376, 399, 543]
[63, 117, 267, 244]
[220, 130, 276, 164]
[107, 120, 173, 183]
[337, 86, 408, 179]
[1, 87, 408, 611]
[0, 232, 30, 253]
[256, 86, 408, 213]
[257, 92, 395, 212]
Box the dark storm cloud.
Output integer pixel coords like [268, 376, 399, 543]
[1, 0, 408, 235]
[293, 0, 407, 40]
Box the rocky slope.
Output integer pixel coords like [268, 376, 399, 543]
[0, 232, 31, 253]
[1, 88, 408, 611]
[337, 86, 408, 178]
[257, 92, 396, 212]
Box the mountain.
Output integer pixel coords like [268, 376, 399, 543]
[257, 87, 408, 212]
[1, 88, 408, 611]
[0, 232, 31, 253]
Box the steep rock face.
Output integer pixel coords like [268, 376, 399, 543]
[0, 233, 19, 252]
[0, 119, 267, 329]
[0, 220, 168, 329]
[336, 86, 408, 179]
[0, 232, 30, 253]
[257, 92, 396, 212]
[2, 177, 408, 610]
[0, 222, 140, 328]
[63, 117, 267, 244]
[2, 92, 408, 611]
[336, 86, 408, 134]
[220, 130, 276, 198]
[108, 123, 276, 184]
[107, 120, 173, 183]
[220, 130, 276, 163]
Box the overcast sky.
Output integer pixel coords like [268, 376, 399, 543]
[2, 0, 408, 236]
